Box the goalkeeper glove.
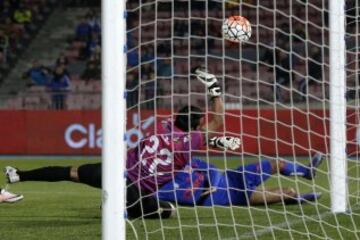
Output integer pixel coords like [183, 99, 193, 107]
[208, 82, 221, 97]
[209, 136, 241, 150]
[194, 67, 222, 97]
[194, 67, 218, 87]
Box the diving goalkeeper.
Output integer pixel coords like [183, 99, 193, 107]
[4, 67, 240, 218]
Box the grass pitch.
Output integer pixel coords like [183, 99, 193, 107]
[0, 157, 360, 240]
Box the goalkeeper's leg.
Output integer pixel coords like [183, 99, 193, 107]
[249, 187, 321, 205]
[4, 163, 101, 186]
[229, 157, 323, 206]
[268, 152, 324, 180]
[249, 187, 297, 205]
[5, 163, 175, 218]
[74, 164, 176, 218]
[126, 180, 175, 219]
[244, 155, 323, 205]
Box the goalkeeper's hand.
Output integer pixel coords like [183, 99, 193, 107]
[208, 82, 221, 97]
[194, 67, 218, 87]
[194, 67, 222, 96]
[209, 136, 241, 150]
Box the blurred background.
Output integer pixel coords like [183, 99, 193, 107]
[0, 0, 359, 157]
[0, 0, 100, 110]
[0, 0, 358, 110]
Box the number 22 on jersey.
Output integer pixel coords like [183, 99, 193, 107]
[140, 135, 173, 176]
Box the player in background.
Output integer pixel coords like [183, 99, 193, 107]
[0, 188, 23, 203]
[157, 153, 324, 206]
[4, 67, 240, 218]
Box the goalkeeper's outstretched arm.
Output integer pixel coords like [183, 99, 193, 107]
[194, 67, 240, 151]
[207, 96, 224, 133]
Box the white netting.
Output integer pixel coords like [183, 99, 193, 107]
[125, 0, 360, 239]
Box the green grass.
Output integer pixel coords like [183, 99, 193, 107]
[0, 157, 360, 240]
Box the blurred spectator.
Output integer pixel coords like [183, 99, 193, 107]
[0, 52, 4, 64]
[0, 30, 9, 63]
[27, 3, 45, 22]
[55, 53, 69, 67]
[86, 10, 101, 34]
[141, 45, 154, 62]
[261, 45, 274, 65]
[276, 23, 290, 44]
[157, 59, 172, 77]
[23, 60, 52, 86]
[292, 22, 306, 43]
[91, 46, 101, 63]
[346, 0, 356, 28]
[62, 0, 100, 8]
[262, 44, 289, 103]
[347, 56, 360, 100]
[13, 4, 32, 24]
[157, 42, 171, 57]
[174, 21, 187, 37]
[2, 17, 25, 44]
[79, 31, 100, 59]
[141, 63, 154, 81]
[0, 1, 14, 24]
[126, 72, 139, 107]
[127, 48, 139, 67]
[274, 48, 292, 102]
[143, 81, 155, 108]
[75, 16, 92, 42]
[47, 65, 71, 109]
[298, 47, 323, 100]
[127, 32, 139, 67]
[88, 32, 101, 56]
[81, 60, 101, 81]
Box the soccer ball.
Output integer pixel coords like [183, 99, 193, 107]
[222, 16, 252, 42]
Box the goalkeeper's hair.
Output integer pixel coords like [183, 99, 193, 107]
[175, 105, 203, 132]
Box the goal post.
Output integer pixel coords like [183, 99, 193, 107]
[329, 0, 347, 213]
[102, 0, 126, 240]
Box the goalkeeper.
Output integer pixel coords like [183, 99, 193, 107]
[4, 67, 241, 217]
[157, 153, 323, 206]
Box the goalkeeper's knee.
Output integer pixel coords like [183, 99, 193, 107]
[77, 163, 102, 188]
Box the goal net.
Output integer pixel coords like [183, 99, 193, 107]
[124, 0, 360, 239]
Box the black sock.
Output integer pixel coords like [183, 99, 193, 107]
[19, 166, 71, 182]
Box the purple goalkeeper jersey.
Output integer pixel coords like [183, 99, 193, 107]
[126, 119, 204, 193]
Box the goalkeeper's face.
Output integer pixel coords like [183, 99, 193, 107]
[192, 115, 204, 131]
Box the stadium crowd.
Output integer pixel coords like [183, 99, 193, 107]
[0, 0, 55, 81]
[1, 0, 359, 109]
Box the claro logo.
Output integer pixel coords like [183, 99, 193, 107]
[64, 114, 154, 149]
[65, 124, 102, 149]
